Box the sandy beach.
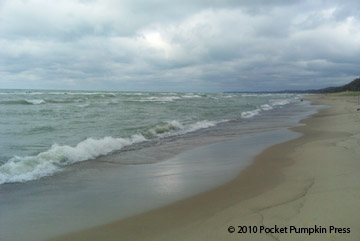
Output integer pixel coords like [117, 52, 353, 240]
[51, 95, 360, 241]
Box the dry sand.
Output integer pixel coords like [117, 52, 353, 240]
[51, 95, 360, 241]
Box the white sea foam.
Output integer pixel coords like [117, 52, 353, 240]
[242, 93, 295, 98]
[67, 92, 108, 95]
[26, 92, 45, 95]
[136, 94, 203, 102]
[139, 96, 182, 102]
[223, 95, 234, 98]
[242, 94, 273, 97]
[74, 103, 90, 108]
[43, 92, 118, 96]
[260, 104, 273, 111]
[121, 92, 146, 96]
[25, 99, 46, 105]
[241, 97, 293, 119]
[184, 120, 221, 133]
[0, 134, 146, 184]
[181, 94, 202, 98]
[270, 99, 292, 106]
[241, 109, 261, 118]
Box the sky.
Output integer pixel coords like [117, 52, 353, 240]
[0, 0, 359, 92]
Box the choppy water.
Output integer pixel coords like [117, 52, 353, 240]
[0, 89, 302, 184]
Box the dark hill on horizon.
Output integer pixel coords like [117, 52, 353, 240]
[306, 77, 360, 93]
[226, 78, 360, 94]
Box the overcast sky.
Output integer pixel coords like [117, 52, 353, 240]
[0, 0, 359, 92]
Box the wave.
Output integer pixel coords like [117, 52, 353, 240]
[121, 92, 147, 96]
[130, 94, 204, 102]
[181, 94, 202, 98]
[26, 99, 45, 105]
[137, 96, 182, 102]
[241, 109, 261, 118]
[1, 98, 90, 105]
[25, 126, 56, 135]
[0, 119, 225, 185]
[241, 97, 294, 119]
[241, 93, 297, 98]
[145, 120, 222, 138]
[260, 104, 273, 111]
[74, 103, 90, 108]
[25, 92, 46, 95]
[46, 99, 81, 104]
[242, 94, 274, 97]
[270, 99, 291, 106]
[0, 99, 46, 105]
[223, 95, 235, 98]
[0, 134, 146, 184]
[49, 92, 117, 96]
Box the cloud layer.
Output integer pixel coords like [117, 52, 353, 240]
[1, 0, 359, 91]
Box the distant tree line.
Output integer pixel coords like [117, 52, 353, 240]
[225, 77, 360, 94]
[307, 78, 360, 93]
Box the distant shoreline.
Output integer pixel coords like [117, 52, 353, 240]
[226, 77, 360, 94]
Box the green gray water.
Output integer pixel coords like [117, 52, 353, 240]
[0, 90, 301, 184]
[0, 89, 320, 241]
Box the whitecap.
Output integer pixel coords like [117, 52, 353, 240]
[25, 99, 46, 105]
[0, 134, 146, 184]
[241, 109, 261, 118]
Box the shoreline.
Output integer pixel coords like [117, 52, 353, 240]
[0, 98, 314, 241]
[51, 95, 360, 241]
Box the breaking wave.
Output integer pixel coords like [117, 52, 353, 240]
[0, 119, 224, 185]
[241, 109, 261, 118]
[0, 99, 46, 105]
[270, 99, 292, 106]
[241, 97, 294, 119]
[0, 134, 146, 184]
[139, 96, 182, 102]
[144, 120, 222, 138]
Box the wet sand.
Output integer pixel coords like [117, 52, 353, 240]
[51, 95, 360, 241]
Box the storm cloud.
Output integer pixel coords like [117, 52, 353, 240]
[1, 0, 359, 92]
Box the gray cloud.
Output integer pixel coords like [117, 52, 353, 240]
[0, 0, 359, 92]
